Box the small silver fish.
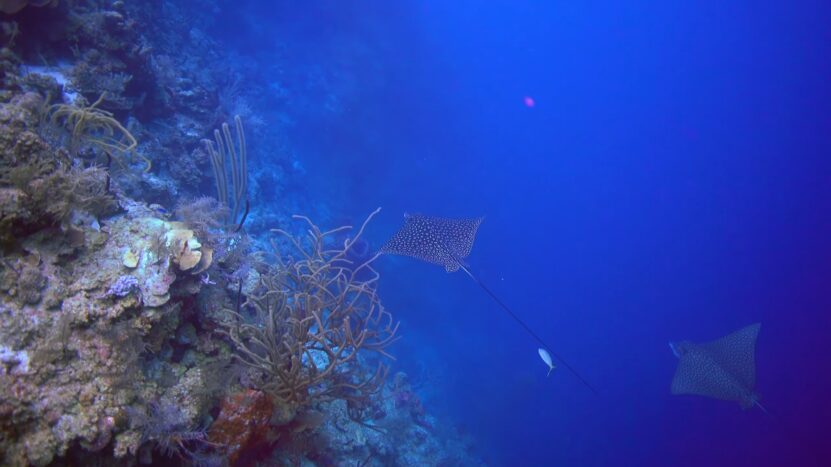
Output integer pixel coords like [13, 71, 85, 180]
[538, 348, 556, 377]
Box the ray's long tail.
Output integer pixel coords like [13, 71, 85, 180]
[754, 399, 771, 417]
[455, 262, 598, 395]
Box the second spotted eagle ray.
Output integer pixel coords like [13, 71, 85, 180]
[669, 322, 768, 414]
[380, 213, 597, 394]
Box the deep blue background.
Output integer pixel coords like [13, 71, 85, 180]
[220, 1, 831, 465]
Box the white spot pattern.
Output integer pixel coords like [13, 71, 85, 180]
[670, 323, 761, 408]
[379, 213, 484, 272]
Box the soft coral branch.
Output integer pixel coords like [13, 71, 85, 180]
[218, 208, 398, 412]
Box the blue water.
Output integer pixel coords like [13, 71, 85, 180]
[219, 1, 831, 465]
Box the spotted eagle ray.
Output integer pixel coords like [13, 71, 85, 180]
[380, 213, 597, 394]
[669, 322, 768, 414]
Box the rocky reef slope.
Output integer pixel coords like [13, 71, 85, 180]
[0, 1, 483, 466]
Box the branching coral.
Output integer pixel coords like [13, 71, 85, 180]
[50, 92, 151, 172]
[219, 208, 399, 410]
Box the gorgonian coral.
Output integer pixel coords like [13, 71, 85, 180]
[219, 208, 399, 411]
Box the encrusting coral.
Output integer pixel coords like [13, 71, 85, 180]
[0, 204, 217, 465]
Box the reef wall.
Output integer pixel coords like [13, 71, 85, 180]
[0, 1, 482, 465]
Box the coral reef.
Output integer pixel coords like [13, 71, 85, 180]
[0, 197, 215, 465]
[0, 1, 486, 465]
[0, 88, 116, 244]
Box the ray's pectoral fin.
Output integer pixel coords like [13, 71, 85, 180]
[670, 353, 703, 396]
[670, 351, 732, 401]
[699, 322, 760, 390]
